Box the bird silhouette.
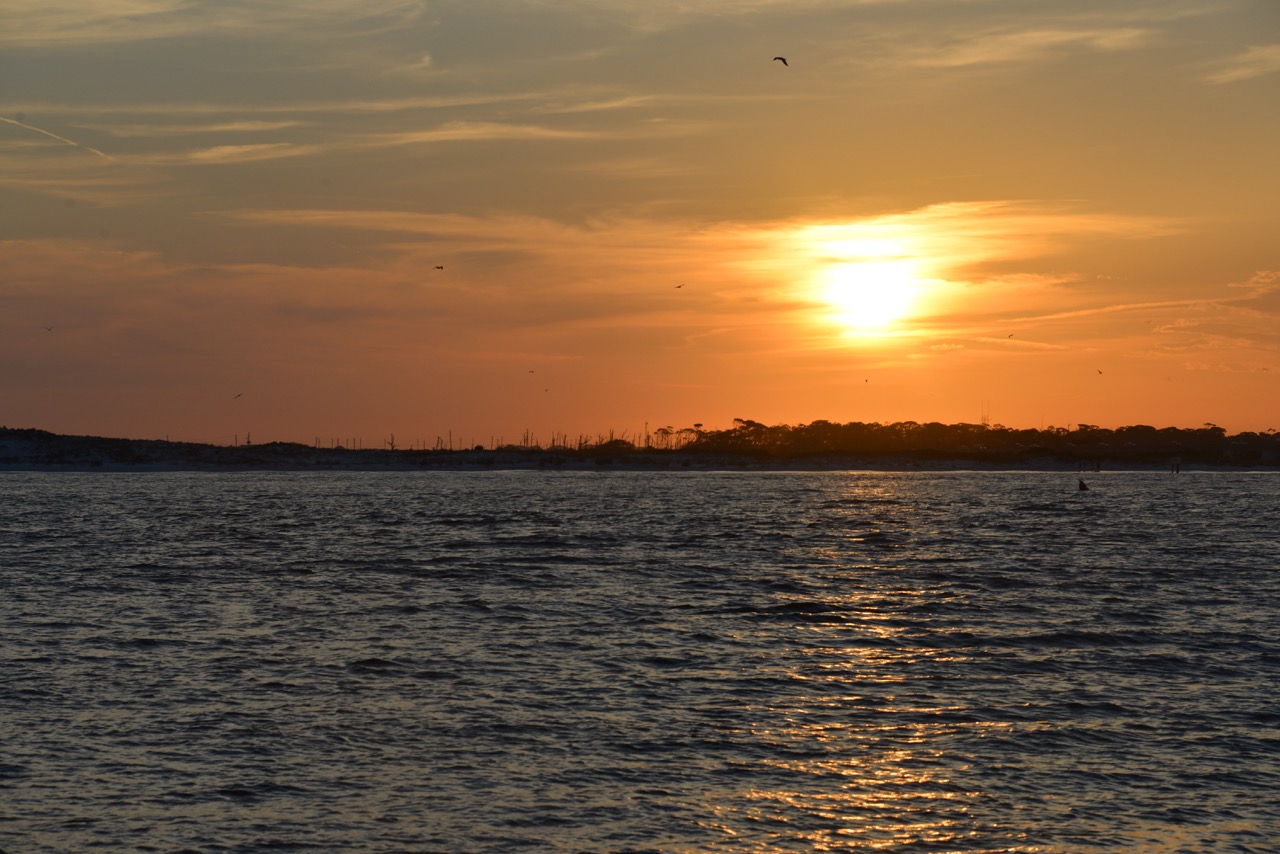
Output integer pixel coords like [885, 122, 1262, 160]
[435, 265, 444, 270]
[773, 56, 788, 66]
[675, 284, 684, 288]
[233, 393, 243, 399]
[44, 326, 53, 332]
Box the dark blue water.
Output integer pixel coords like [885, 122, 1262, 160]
[2, 471, 1278, 852]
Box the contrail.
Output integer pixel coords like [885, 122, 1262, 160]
[0, 116, 113, 160]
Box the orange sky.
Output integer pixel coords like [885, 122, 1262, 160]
[3, 1, 1278, 445]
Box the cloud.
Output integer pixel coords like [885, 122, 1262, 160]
[1205, 44, 1280, 84]
[535, 95, 659, 114]
[216, 200, 1197, 349]
[1011, 298, 1216, 325]
[79, 120, 307, 137]
[181, 143, 321, 164]
[0, 0, 426, 46]
[0, 138, 166, 205]
[0, 116, 112, 160]
[362, 121, 602, 146]
[761, 201, 1184, 279]
[223, 201, 1186, 276]
[911, 26, 1151, 68]
[210, 208, 803, 337]
[0, 0, 192, 46]
[3, 89, 649, 148]
[222, 209, 609, 245]
[0, 165, 164, 206]
[1225, 271, 1280, 318]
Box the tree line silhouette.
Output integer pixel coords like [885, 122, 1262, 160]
[665, 418, 1279, 466]
[3, 420, 1279, 468]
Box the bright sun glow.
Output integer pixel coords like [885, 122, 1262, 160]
[820, 258, 920, 332]
[803, 234, 925, 334]
[764, 213, 987, 340]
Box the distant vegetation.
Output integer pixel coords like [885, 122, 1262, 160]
[678, 418, 1280, 466]
[2, 420, 1278, 469]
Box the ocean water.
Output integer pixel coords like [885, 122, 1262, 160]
[1, 470, 1277, 853]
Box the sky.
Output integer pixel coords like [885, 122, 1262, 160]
[3, 0, 1278, 446]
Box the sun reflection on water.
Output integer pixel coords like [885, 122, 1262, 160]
[687, 475, 1039, 851]
[692, 629, 1026, 851]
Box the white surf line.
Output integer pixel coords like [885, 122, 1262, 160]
[1, 115, 113, 160]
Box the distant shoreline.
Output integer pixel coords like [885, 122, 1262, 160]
[3, 426, 1277, 473]
[5, 460, 1274, 473]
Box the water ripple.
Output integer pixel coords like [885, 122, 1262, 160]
[1, 470, 1277, 852]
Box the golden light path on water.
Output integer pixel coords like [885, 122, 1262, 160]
[694, 577, 1016, 850]
[698, 627, 1019, 851]
[692, 484, 1020, 852]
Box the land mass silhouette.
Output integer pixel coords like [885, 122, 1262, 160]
[2, 421, 1277, 471]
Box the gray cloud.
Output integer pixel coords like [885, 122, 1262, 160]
[1205, 43, 1280, 84]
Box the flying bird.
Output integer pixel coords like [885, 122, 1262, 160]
[233, 393, 244, 399]
[675, 284, 684, 288]
[435, 265, 444, 270]
[773, 56, 788, 66]
[44, 326, 54, 332]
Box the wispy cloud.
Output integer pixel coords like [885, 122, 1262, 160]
[1224, 271, 1280, 318]
[911, 26, 1151, 68]
[535, 95, 659, 114]
[762, 202, 1184, 275]
[0, 164, 165, 205]
[223, 201, 1185, 266]
[182, 143, 320, 164]
[220, 209, 669, 256]
[1205, 43, 1280, 84]
[0, 0, 192, 46]
[1011, 298, 1216, 324]
[0, 120, 167, 205]
[364, 122, 602, 146]
[0, 0, 426, 46]
[219, 201, 1193, 346]
[0, 115, 112, 159]
[78, 120, 307, 137]
[0, 92, 545, 118]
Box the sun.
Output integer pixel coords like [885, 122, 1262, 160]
[773, 221, 943, 338]
[819, 259, 919, 332]
[807, 232, 926, 337]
